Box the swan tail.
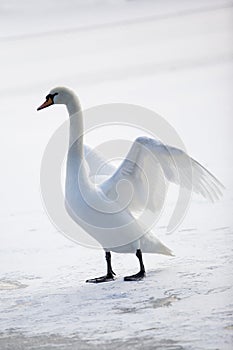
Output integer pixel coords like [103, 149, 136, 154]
[140, 233, 174, 256]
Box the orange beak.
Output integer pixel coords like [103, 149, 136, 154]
[37, 96, 53, 111]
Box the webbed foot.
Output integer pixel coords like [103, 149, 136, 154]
[86, 273, 116, 283]
[124, 270, 145, 281]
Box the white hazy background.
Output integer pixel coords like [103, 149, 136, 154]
[0, 0, 233, 349]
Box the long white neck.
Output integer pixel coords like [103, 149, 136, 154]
[66, 94, 84, 158]
[65, 93, 87, 196]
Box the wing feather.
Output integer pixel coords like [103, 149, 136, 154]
[100, 136, 224, 215]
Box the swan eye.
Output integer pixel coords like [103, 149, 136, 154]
[46, 92, 58, 101]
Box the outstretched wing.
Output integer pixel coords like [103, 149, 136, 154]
[100, 136, 224, 215]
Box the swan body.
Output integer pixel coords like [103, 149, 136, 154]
[37, 87, 224, 282]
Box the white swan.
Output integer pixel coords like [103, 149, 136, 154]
[37, 87, 224, 282]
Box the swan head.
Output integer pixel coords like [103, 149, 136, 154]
[37, 86, 75, 111]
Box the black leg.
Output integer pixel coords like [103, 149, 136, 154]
[86, 251, 116, 283]
[106, 251, 115, 276]
[124, 249, 146, 281]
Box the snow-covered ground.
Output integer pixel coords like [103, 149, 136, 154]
[0, 0, 233, 349]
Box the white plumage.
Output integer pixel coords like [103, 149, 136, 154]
[37, 86, 224, 282]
